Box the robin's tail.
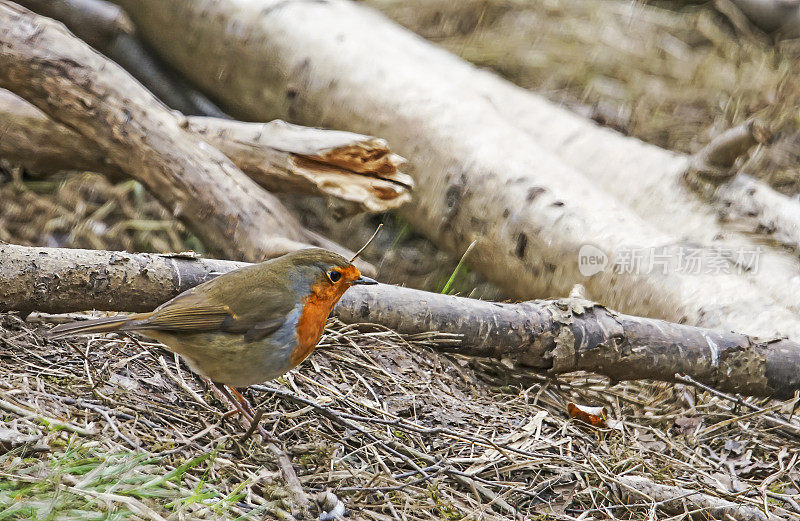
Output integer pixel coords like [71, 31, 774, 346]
[47, 313, 148, 339]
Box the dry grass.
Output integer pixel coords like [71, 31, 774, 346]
[0, 163, 198, 254]
[1, 313, 799, 520]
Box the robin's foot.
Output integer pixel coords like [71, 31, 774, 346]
[230, 387, 258, 417]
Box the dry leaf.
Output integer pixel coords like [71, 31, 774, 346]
[672, 415, 702, 435]
[567, 402, 607, 428]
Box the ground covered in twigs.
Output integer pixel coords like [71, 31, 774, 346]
[1, 313, 799, 520]
[3, 2, 800, 515]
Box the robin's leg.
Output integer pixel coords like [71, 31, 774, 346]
[212, 382, 275, 442]
[226, 386, 267, 439]
[214, 382, 251, 419]
[210, 383, 307, 514]
[230, 387, 258, 417]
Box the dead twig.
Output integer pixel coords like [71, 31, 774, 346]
[675, 373, 800, 439]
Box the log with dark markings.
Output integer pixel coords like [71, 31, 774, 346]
[2, 244, 798, 399]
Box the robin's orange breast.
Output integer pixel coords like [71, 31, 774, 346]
[291, 269, 359, 365]
[292, 288, 338, 365]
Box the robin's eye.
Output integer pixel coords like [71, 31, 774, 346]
[327, 270, 342, 283]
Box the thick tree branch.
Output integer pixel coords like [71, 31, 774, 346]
[3, 244, 799, 400]
[0, 89, 412, 215]
[13, 0, 227, 117]
[0, 2, 364, 267]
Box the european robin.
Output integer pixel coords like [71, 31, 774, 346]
[48, 248, 377, 389]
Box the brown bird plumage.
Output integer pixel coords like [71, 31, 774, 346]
[48, 248, 377, 387]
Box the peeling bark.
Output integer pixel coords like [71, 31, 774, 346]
[0, 2, 361, 265]
[109, 0, 800, 339]
[183, 117, 412, 216]
[3, 244, 799, 399]
[0, 89, 412, 215]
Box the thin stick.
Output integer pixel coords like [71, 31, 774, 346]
[675, 373, 800, 439]
[349, 224, 382, 263]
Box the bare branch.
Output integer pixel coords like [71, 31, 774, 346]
[4, 244, 800, 399]
[618, 475, 788, 521]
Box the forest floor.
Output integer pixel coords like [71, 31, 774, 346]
[2, 311, 799, 520]
[3, 0, 800, 519]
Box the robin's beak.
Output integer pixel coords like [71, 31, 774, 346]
[351, 275, 378, 285]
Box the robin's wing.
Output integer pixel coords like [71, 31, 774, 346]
[123, 277, 294, 340]
[241, 317, 288, 342]
[122, 289, 235, 332]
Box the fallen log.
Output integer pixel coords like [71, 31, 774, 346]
[3, 244, 799, 399]
[454, 55, 800, 315]
[368, 0, 800, 263]
[12, 0, 227, 117]
[0, 2, 361, 266]
[0, 89, 412, 216]
[109, 0, 800, 340]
